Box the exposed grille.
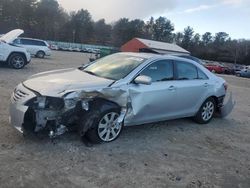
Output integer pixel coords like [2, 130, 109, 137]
[12, 89, 29, 102]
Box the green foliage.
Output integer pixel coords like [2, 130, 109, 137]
[152, 17, 174, 42]
[202, 32, 213, 46]
[182, 26, 194, 49]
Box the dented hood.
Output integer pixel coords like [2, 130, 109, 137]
[23, 68, 114, 96]
[0, 29, 23, 43]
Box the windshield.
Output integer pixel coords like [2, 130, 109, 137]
[83, 53, 147, 80]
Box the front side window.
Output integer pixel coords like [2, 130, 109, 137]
[13, 39, 20, 44]
[198, 69, 208, 80]
[176, 61, 198, 80]
[140, 60, 174, 82]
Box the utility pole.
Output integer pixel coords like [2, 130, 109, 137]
[72, 30, 76, 43]
[234, 41, 238, 66]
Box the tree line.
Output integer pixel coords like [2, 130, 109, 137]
[0, 0, 249, 65]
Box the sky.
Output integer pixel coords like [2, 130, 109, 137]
[57, 0, 250, 39]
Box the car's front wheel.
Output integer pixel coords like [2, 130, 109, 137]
[194, 98, 216, 124]
[80, 108, 123, 144]
[8, 53, 26, 69]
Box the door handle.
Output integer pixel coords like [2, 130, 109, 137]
[168, 86, 176, 91]
[204, 83, 209, 87]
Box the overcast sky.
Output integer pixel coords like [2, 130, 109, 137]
[57, 0, 250, 39]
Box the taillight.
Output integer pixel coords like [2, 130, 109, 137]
[223, 82, 228, 91]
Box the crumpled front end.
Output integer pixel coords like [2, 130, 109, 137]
[9, 83, 130, 138]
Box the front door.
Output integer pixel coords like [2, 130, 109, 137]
[126, 60, 179, 125]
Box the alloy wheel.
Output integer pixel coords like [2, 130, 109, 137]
[97, 112, 122, 142]
[12, 56, 25, 69]
[201, 101, 215, 121]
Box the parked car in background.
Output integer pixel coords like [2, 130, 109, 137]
[13, 38, 51, 58]
[50, 44, 58, 50]
[73, 48, 81, 52]
[220, 63, 234, 74]
[205, 62, 226, 74]
[232, 64, 245, 73]
[235, 66, 250, 78]
[10, 53, 228, 143]
[0, 29, 31, 69]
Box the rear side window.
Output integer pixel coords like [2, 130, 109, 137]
[176, 61, 198, 80]
[20, 39, 46, 46]
[34, 40, 46, 46]
[140, 60, 174, 82]
[20, 39, 33, 45]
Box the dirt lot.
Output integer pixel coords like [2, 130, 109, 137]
[0, 51, 250, 188]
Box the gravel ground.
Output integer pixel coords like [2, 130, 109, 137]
[0, 51, 250, 188]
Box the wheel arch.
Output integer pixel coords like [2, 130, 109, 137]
[205, 96, 219, 112]
[7, 51, 27, 63]
[90, 97, 121, 113]
[36, 50, 45, 55]
[78, 97, 122, 142]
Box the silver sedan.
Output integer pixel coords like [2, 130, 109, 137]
[9, 53, 229, 143]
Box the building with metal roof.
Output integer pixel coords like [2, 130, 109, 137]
[121, 38, 190, 55]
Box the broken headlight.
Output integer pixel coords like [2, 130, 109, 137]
[25, 96, 64, 110]
[37, 96, 46, 109]
[63, 91, 90, 111]
[64, 92, 79, 109]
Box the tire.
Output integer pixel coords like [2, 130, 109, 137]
[36, 51, 45, 58]
[194, 98, 216, 124]
[236, 73, 241, 77]
[8, 53, 26, 69]
[79, 108, 123, 144]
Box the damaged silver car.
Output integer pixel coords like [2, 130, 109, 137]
[9, 52, 231, 143]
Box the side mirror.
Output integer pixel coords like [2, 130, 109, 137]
[134, 75, 152, 85]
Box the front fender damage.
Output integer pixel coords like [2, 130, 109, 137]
[24, 87, 131, 138]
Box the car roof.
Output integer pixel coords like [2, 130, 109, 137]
[118, 52, 202, 64]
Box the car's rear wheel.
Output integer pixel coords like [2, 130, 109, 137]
[79, 108, 123, 144]
[36, 51, 45, 58]
[8, 53, 26, 69]
[194, 98, 216, 124]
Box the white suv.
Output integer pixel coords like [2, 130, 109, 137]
[13, 38, 51, 58]
[0, 29, 31, 69]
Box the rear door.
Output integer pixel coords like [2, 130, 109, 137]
[20, 39, 36, 55]
[173, 60, 210, 116]
[127, 60, 179, 125]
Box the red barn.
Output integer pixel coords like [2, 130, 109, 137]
[121, 38, 190, 55]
